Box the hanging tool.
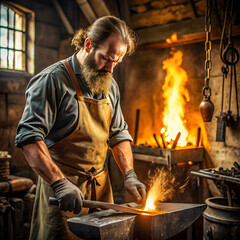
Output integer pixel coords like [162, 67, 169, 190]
[217, 0, 239, 137]
[199, 0, 214, 122]
[226, 51, 239, 126]
[216, 66, 228, 141]
[220, 0, 239, 66]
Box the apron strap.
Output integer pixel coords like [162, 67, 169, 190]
[55, 158, 104, 201]
[61, 59, 83, 98]
[86, 167, 101, 201]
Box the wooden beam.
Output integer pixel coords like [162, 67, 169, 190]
[131, 0, 205, 28]
[188, 0, 198, 18]
[137, 24, 240, 50]
[88, 0, 110, 17]
[51, 0, 74, 35]
[117, 0, 132, 27]
[136, 17, 205, 45]
[75, 0, 97, 24]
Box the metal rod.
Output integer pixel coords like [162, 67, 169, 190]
[134, 109, 140, 145]
[49, 197, 151, 215]
[196, 127, 201, 147]
[221, 66, 226, 112]
[153, 134, 161, 148]
[228, 65, 233, 112]
[160, 133, 166, 149]
[226, 185, 233, 207]
[172, 132, 181, 149]
[233, 64, 239, 119]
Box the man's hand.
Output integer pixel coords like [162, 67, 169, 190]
[124, 169, 146, 203]
[51, 178, 83, 214]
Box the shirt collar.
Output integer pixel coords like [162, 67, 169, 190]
[70, 52, 82, 75]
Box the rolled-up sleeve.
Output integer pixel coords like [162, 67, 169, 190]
[15, 72, 57, 147]
[108, 81, 133, 148]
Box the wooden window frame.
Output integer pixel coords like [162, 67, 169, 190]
[0, 2, 35, 76]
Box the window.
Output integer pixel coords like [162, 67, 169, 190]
[0, 4, 26, 70]
[0, 3, 34, 74]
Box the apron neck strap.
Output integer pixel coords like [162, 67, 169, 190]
[61, 59, 83, 98]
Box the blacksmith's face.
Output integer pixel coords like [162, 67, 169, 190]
[92, 34, 127, 73]
[81, 34, 127, 94]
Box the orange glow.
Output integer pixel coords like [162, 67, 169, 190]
[177, 162, 186, 166]
[129, 33, 208, 149]
[162, 36, 191, 148]
[160, 128, 165, 134]
[188, 161, 193, 165]
[166, 33, 178, 43]
[144, 168, 175, 212]
[144, 197, 156, 211]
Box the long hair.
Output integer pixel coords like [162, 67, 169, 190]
[71, 16, 137, 55]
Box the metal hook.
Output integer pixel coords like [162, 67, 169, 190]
[222, 43, 239, 65]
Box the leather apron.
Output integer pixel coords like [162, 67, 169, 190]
[29, 59, 113, 240]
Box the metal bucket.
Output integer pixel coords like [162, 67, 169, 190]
[203, 197, 240, 240]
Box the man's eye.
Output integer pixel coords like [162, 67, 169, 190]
[103, 56, 109, 62]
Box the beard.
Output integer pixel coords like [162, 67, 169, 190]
[81, 50, 112, 95]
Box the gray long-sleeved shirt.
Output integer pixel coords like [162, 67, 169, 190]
[15, 53, 132, 148]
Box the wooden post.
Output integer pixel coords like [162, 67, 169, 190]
[51, 0, 74, 35]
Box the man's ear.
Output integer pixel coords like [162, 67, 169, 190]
[84, 38, 92, 53]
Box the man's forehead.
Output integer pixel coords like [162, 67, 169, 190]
[96, 34, 127, 57]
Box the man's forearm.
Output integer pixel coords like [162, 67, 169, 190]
[111, 140, 133, 176]
[22, 141, 65, 184]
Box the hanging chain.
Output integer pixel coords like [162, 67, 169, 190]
[203, 0, 213, 98]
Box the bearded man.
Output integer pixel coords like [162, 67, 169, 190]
[15, 16, 146, 240]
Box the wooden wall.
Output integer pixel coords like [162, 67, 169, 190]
[1, 0, 65, 181]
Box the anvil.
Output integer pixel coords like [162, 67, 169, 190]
[67, 202, 206, 239]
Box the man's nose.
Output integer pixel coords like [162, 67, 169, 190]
[105, 61, 116, 73]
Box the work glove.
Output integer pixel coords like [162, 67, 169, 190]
[124, 169, 147, 203]
[51, 178, 83, 214]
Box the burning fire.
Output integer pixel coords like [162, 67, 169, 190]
[161, 34, 190, 148]
[144, 168, 176, 211]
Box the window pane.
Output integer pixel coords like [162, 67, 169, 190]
[0, 48, 8, 68]
[0, 5, 8, 27]
[8, 49, 14, 69]
[15, 13, 22, 30]
[15, 31, 22, 50]
[9, 29, 14, 48]
[9, 8, 14, 28]
[0, 5, 28, 72]
[0, 27, 8, 47]
[15, 51, 23, 70]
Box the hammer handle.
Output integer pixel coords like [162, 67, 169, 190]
[48, 197, 150, 215]
[49, 197, 114, 209]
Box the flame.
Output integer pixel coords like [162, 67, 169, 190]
[144, 168, 175, 211]
[128, 33, 208, 149]
[166, 33, 177, 43]
[161, 38, 190, 147]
